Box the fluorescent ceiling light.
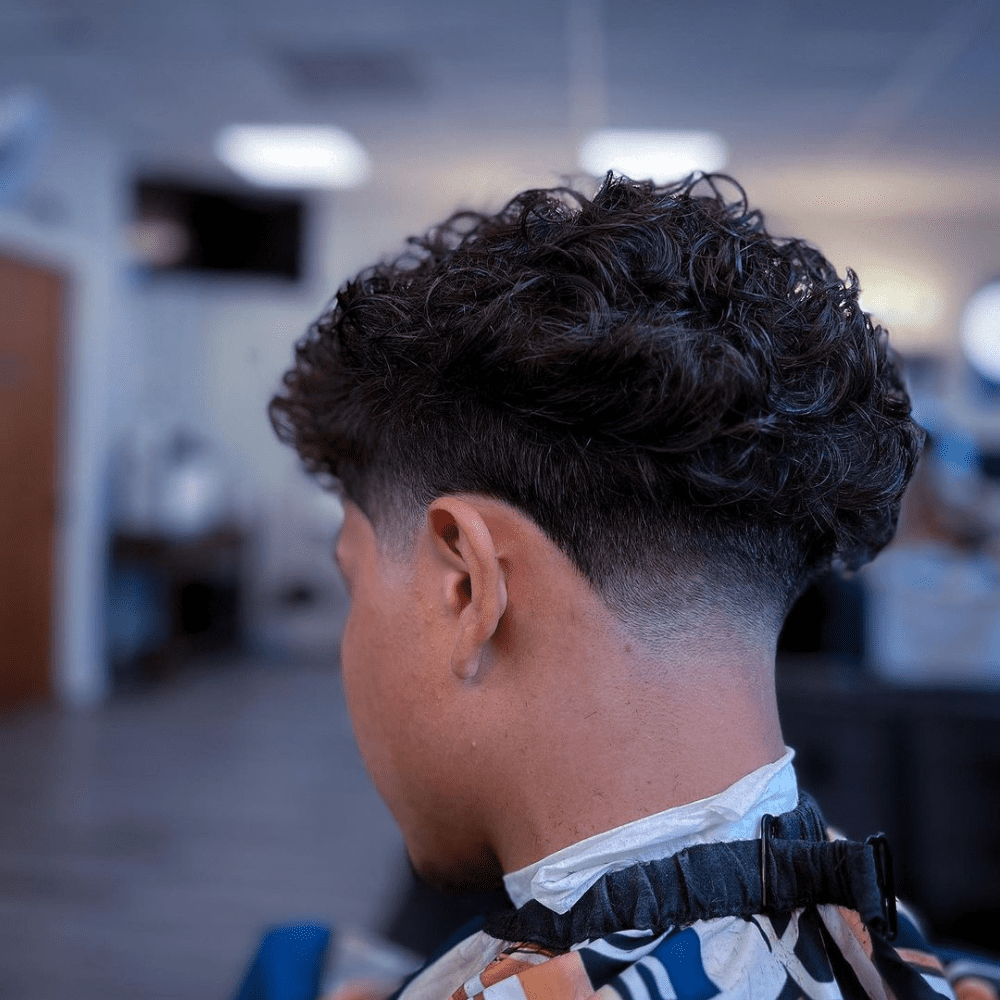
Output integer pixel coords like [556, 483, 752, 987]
[579, 129, 728, 183]
[215, 124, 370, 189]
[961, 282, 1000, 383]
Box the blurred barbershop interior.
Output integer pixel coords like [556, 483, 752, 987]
[2, 0, 1000, 996]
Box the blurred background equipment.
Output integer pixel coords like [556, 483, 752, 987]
[1, 0, 1000, 996]
[106, 424, 247, 686]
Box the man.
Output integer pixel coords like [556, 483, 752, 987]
[268, 174, 961, 1000]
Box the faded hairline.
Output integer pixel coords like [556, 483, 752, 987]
[342, 470, 785, 650]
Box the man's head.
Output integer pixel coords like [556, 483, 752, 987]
[271, 173, 922, 647]
[270, 173, 922, 888]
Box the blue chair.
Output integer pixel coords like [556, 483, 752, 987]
[232, 922, 331, 1000]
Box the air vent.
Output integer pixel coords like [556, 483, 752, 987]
[274, 47, 423, 98]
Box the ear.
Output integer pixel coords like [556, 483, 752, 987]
[426, 496, 508, 681]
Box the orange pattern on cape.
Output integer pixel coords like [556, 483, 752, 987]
[896, 948, 947, 976]
[451, 945, 593, 1000]
[952, 977, 1000, 1000]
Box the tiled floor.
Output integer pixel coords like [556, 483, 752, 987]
[0, 655, 412, 1000]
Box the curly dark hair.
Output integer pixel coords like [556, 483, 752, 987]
[270, 173, 923, 640]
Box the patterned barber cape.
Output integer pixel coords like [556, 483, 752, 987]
[394, 755, 995, 1000]
[405, 904, 961, 1000]
[420, 906, 952, 1000]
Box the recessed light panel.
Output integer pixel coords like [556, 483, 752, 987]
[215, 125, 370, 189]
[579, 130, 728, 183]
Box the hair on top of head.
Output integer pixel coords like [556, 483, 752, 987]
[270, 172, 923, 643]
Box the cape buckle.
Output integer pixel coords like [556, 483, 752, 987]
[866, 833, 898, 941]
[759, 814, 780, 911]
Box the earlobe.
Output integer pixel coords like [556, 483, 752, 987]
[427, 498, 508, 681]
[450, 644, 482, 681]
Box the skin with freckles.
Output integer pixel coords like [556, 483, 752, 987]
[334, 493, 786, 893]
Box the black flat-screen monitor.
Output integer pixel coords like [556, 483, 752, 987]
[134, 178, 304, 281]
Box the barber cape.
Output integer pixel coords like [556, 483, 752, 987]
[394, 752, 983, 1000]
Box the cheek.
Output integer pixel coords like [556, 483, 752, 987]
[340, 601, 502, 889]
[340, 601, 393, 780]
[340, 602, 442, 798]
[339, 591, 427, 806]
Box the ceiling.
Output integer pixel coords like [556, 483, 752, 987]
[2, 0, 999, 351]
[1, 0, 997, 177]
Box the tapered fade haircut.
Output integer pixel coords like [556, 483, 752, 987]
[270, 173, 923, 641]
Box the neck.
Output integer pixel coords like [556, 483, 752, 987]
[482, 620, 784, 874]
[443, 496, 787, 880]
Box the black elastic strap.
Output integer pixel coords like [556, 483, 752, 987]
[484, 793, 896, 949]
